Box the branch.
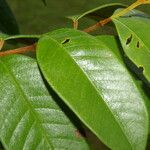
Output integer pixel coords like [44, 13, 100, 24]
[0, 39, 4, 50]
[83, 17, 111, 33]
[73, 21, 79, 29]
[83, 0, 150, 33]
[0, 44, 36, 57]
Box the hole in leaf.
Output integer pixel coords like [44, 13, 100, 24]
[62, 38, 70, 44]
[139, 66, 144, 73]
[126, 34, 132, 45]
[136, 41, 140, 48]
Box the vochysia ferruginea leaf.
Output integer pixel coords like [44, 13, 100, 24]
[37, 28, 148, 150]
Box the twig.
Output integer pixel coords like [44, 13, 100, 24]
[73, 21, 79, 29]
[83, 17, 111, 33]
[0, 43, 36, 57]
[83, 0, 150, 33]
[0, 39, 4, 50]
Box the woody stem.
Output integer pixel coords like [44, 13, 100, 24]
[0, 44, 36, 57]
[83, 0, 149, 33]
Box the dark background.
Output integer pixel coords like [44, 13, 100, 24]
[6, 0, 150, 34]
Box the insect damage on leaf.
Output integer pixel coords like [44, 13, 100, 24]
[139, 66, 144, 73]
[125, 35, 141, 49]
[126, 34, 133, 45]
[62, 38, 70, 44]
[137, 41, 141, 48]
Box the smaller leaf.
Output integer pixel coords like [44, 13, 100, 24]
[97, 35, 150, 134]
[113, 9, 150, 83]
[68, 3, 126, 23]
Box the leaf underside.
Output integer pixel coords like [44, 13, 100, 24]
[37, 28, 148, 150]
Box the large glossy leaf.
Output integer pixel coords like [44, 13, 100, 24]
[0, 55, 89, 150]
[96, 35, 123, 60]
[37, 28, 148, 150]
[0, 0, 19, 34]
[113, 9, 150, 83]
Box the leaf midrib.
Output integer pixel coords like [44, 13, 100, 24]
[68, 41, 134, 150]
[44, 37, 134, 149]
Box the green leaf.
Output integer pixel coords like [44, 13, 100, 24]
[0, 55, 89, 150]
[96, 35, 123, 60]
[37, 28, 148, 150]
[0, 34, 41, 41]
[0, 0, 19, 34]
[4, 34, 41, 40]
[68, 3, 126, 22]
[113, 9, 150, 83]
[97, 35, 150, 134]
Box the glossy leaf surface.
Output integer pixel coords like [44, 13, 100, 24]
[97, 35, 150, 133]
[0, 55, 89, 150]
[37, 28, 148, 150]
[113, 9, 150, 82]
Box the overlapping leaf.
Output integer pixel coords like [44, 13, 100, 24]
[97, 35, 150, 134]
[0, 55, 89, 150]
[113, 9, 150, 83]
[37, 28, 148, 150]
